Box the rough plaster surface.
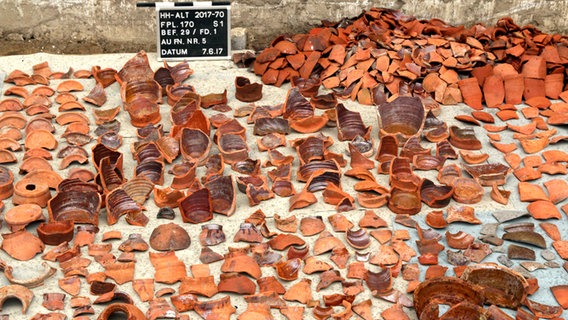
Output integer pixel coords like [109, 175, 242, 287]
[1, 0, 568, 53]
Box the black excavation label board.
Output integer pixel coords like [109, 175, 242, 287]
[156, 3, 230, 60]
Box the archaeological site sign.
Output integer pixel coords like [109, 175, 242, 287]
[138, 1, 231, 60]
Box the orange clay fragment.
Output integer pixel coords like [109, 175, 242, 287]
[446, 205, 481, 224]
[519, 136, 549, 154]
[518, 182, 549, 202]
[527, 200, 561, 220]
[283, 279, 312, 304]
[459, 150, 488, 164]
[57, 80, 84, 93]
[490, 183, 510, 205]
[544, 179, 568, 204]
[552, 241, 568, 260]
[424, 210, 448, 229]
[551, 285, 568, 309]
[490, 141, 517, 153]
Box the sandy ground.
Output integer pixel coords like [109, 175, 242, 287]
[0, 52, 566, 319]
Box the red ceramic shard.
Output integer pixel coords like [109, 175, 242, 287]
[523, 298, 562, 318]
[463, 163, 511, 186]
[11, 179, 51, 207]
[118, 233, 148, 252]
[199, 247, 223, 264]
[218, 133, 249, 165]
[149, 251, 186, 284]
[103, 262, 134, 285]
[345, 228, 371, 249]
[315, 269, 344, 293]
[221, 253, 261, 279]
[461, 264, 527, 308]
[482, 74, 504, 108]
[274, 214, 297, 233]
[335, 103, 371, 141]
[289, 189, 317, 211]
[55, 111, 90, 126]
[274, 258, 302, 281]
[299, 216, 325, 236]
[436, 140, 457, 160]
[459, 150, 489, 164]
[449, 126, 482, 150]
[257, 276, 287, 295]
[388, 187, 421, 215]
[232, 158, 261, 175]
[178, 188, 213, 224]
[539, 222, 562, 241]
[413, 277, 483, 318]
[235, 77, 262, 102]
[201, 175, 235, 216]
[297, 159, 339, 182]
[292, 134, 328, 165]
[217, 273, 256, 295]
[0, 111, 27, 130]
[491, 183, 511, 205]
[425, 210, 448, 229]
[24, 129, 57, 151]
[0, 98, 24, 112]
[1, 230, 44, 261]
[58, 276, 81, 296]
[446, 205, 481, 224]
[527, 200, 561, 220]
[445, 231, 475, 249]
[119, 177, 152, 206]
[551, 285, 568, 309]
[199, 224, 226, 246]
[457, 77, 483, 110]
[192, 296, 236, 320]
[57, 79, 84, 93]
[389, 157, 421, 191]
[377, 96, 424, 145]
[253, 117, 290, 136]
[246, 183, 275, 206]
[105, 188, 145, 226]
[4, 203, 45, 232]
[454, 114, 480, 126]
[370, 245, 399, 266]
[399, 136, 431, 160]
[0, 284, 34, 313]
[37, 220, 75, 246]
[419, 179, 453, 208]
[179, 275, 218, 298]
[413, 154, 446, 171]
[200, 90, 227, 109]
[543, 179, 568, 204]
[365, 268, 392, 295]
[233, 223, 262, 243]
[149, 222, 191, 251]
[257, 133, 286, 152]
[358, 210, 387, 229]
[313, 231, 345, 255]
[451, 178, 483, 204]
[303, 256, 333, 275]
[97, 302, 145, 320]
[267, 233, 304, 251]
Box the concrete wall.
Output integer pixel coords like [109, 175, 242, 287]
[1, 0, 568, 53]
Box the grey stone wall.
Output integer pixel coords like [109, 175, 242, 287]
[1, 0, 567, 53]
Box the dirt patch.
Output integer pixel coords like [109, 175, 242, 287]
[0, 40, 156, 56]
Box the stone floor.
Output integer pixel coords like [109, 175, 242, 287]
[0, 52, 566, 319]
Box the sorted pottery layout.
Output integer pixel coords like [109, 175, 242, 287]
[0, 6, 567, 320]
